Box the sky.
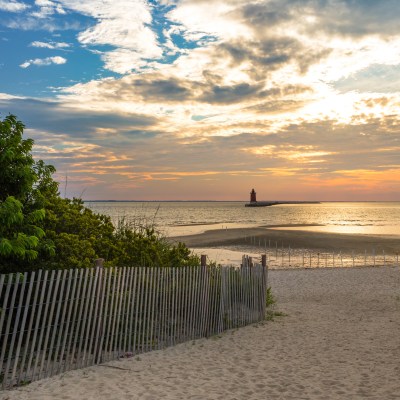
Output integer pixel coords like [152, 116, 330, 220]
[0, 0, 400, 201]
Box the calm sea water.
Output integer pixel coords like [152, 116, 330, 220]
[85, 202, 400, 237]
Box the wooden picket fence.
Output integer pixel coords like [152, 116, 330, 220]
[0, 259, 267, 389]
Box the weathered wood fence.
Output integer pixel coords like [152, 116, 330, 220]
[0, 260, 267, 389]
[245, 237, 400, 269]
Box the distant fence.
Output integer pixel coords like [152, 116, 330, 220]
[244, 237, 400, 269]
[0, 260, 267, 389]
[265, 248, 399, 269]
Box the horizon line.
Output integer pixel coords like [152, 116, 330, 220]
[83, 199, 399, 203]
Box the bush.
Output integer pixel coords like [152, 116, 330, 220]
[0, 115, 199, 273]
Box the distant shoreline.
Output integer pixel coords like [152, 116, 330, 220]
[84, 200, 399, 203]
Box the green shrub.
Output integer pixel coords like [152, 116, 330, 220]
[0, 115, 198, 273]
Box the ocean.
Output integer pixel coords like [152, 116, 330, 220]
[85, 201, 400, 238]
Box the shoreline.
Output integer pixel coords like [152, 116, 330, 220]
[169, 225, 400, 254]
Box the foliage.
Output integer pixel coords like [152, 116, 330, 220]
[0, 115, 199, 273]
[0, 115, 55, 271]
[266, 286, 276, 308]
[0, 115, 35, 202]
[110, 218, 199, 268]
[265, 286, 285, 321]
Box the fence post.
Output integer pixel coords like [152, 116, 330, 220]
[373, 248, 375, 267]
[383, 250, 386, 267]
[201, 255, 207, 268]
[94, 258, 104, 268]
[261, 254, 267, 268]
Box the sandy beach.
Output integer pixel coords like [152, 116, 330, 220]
[2, 266, 399, 400]
[170, 225, 400, 267]
[170, 225, 400, 254]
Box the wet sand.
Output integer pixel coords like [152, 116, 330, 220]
[170, 225, 400, 254]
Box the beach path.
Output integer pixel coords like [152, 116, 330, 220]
[1, 267, 399, 400]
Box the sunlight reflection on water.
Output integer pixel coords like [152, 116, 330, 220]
[86, 201, 400, 237]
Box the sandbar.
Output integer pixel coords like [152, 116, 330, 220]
[169, 225, 400, 254]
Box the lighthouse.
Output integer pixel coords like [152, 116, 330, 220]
[250, 189, 257, 203]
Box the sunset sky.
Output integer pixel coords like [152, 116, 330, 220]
[1, 0, 400, 201]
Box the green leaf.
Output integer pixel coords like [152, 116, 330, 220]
[0, 238, 13, 256]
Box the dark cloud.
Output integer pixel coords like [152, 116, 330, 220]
[239, 3, 291, 28]
[71, 69, 309, 106]
[132, 77, 191, 101]
[218, 37, 330, 76]
[239, 0, 400, 38]
[219, 38, 294, 68]
[198, 82, 264, 104]
[0, 97, 157, 138]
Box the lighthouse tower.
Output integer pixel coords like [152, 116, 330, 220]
[250, 189, 257, 203]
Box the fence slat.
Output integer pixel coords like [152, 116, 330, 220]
[77, 268, 96, 369]
[31, 270, 53, 380]
[58, 268, 79, 375]
[11, 272, 35, 385]
[0, 273, 18, 387]
[40, 270, 63, 379]
[51, 269, 72, 377]
[45, 269, 67, 377]
[18, 270, 42, 384]
[4, 273, 28, 387]
[148, 267, 156, 351]
[116, 267, 127, 357]
[132, 266, 143, 355]
[141, 267, 150, 352]
[102, 267, 115, 363]
[65, 269, 84, 371]
[156, 267, 163, 350]
[92, 266, 105, 364]
[86, 267, 100, 365]
[128, 267, 137, 353]
[123, 267, 134, 354]
[109, 267, 123, 360]
[26, 270, 48, 382]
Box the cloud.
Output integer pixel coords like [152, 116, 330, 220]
[31, 0, 66, 18]
[4, 17, 83, 31]
[3, 0, 400, 200]
[56, 0, 162, 73]
[235, 0, 400, 38]
[0, 96, 158, 138]
[19, 56, 67, 68]
[0, 0, 29, 12]
[30, 40, 70, 49]
[333, 64, 400, 94]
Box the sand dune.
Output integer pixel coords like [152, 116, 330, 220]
[2, 266, 399, 400]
